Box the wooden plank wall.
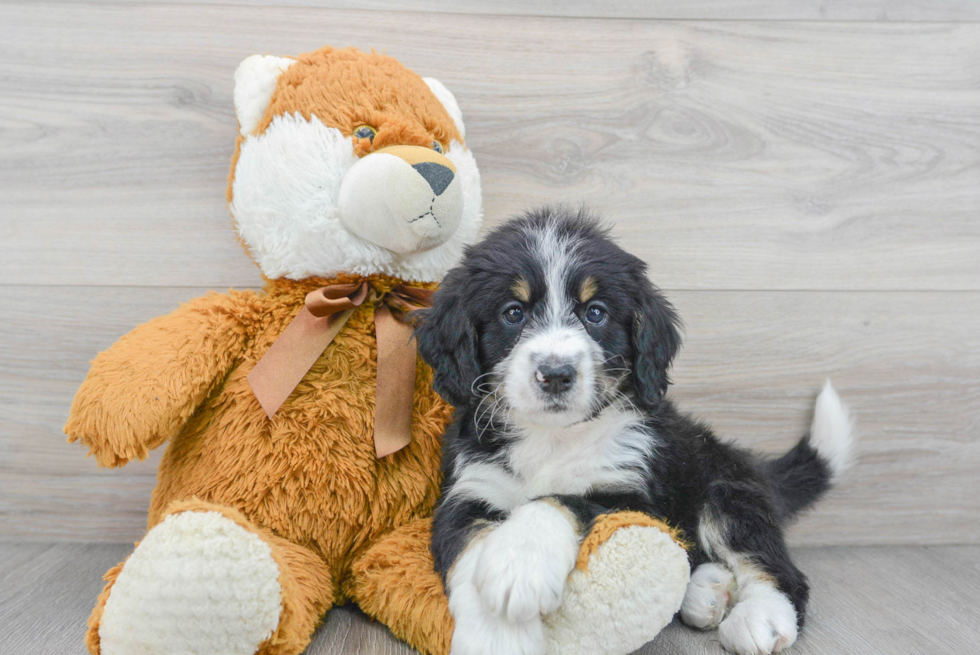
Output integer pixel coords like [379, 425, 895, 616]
[0, 1, 977, 545]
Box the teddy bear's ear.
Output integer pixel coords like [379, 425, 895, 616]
[423, 77, 465, 139]
[233, 55, 296, 136]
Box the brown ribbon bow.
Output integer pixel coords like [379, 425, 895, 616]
[247, 282, 433, 458]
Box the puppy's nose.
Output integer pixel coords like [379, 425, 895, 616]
[535, 363, 576, 395]
[412, 162, 454, 196]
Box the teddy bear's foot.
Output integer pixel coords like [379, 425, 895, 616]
[96, 509, 281, 655]
[87, 501, 334, 655]
[543, 512, 691, 655]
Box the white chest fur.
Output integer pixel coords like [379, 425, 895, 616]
[449, 407, 654, 513]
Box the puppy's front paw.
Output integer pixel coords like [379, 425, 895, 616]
[448, 538, 546, 655]
[681, 563, 735, 629]
[473, 532, 565, 621]
[718, 586, 798, 655]
[474, 501, 579, 622]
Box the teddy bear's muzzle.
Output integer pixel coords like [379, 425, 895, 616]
[338, 145, 464, 254]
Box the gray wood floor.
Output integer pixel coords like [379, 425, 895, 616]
[3, 542, 978, 655]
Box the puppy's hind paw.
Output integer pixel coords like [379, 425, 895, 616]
[718, 586, 798, 655]
[680, 563, 735, 629]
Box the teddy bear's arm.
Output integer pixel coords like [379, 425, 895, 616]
[65, 292, 251, 468]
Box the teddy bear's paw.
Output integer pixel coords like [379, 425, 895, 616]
[718, 585, 798, 655]
[98, 510, 282, 655]
[681, 562, 736, 629]
[473, 501, 579, 622]
[544, 522, 690, 655]
[448, 538, 547, 655]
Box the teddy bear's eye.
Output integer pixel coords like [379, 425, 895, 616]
[431, 140, 444, 154]
[354, 126, 377, 141]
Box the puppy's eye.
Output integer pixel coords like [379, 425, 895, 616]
[354, 126, 377, 141]
[432, 140, 444, 154]
[585, 304, 607, 325]
[502, 304, 525, 325]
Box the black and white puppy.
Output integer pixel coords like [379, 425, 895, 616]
[416, 207, 854, 655]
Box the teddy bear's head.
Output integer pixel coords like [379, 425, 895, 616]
[228, 46, 482, 283]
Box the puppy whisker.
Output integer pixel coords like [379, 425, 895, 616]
[474, 392, 507, 441]
[470, 371, 496, 396]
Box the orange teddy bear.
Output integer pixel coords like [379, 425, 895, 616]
[66, 45, 690, 655]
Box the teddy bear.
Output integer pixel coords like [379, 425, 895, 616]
[65, 45, 691, 655]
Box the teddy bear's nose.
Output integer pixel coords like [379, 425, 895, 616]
[411, 162, 455, 196]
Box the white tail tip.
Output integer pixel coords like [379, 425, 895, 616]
[810, 380, 855, 480]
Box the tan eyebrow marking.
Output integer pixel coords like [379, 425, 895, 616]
[579, 275, 598, 303]
[511, 277, 531, 302]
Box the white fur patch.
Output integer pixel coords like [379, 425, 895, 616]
[718, 582, 799, 655]
[681, 562, 735, 629]
[423, 77, 466, 137]
[473, 501, 579, 622]
[447, 406, 653, 512]
[447, 458, 526, 513]
[545, 524, 690, 655]
[810, 379, 855, 480]
[233, 55, 295, 136]
[506, 407, 653, 500]
[448, 536, 547, 655]
[231, 112, 482, 282]
[533, 221, 578, 327]
[698, 510, 733, 562]
[99, 511, 282, 655]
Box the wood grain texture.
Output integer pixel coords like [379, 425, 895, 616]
[45, 0, 980, 22]
[639, 545, 980, 654]
[2, 4, 979, 290]
[1, 2, 977, 548]
[3, 542, 978, 654]
[2, 285, 977, 545]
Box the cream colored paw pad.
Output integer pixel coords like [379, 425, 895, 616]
[545, 525, 691, 655]
[99, 511, 282, 655]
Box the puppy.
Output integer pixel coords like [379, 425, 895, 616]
[415, 207, 854, 655]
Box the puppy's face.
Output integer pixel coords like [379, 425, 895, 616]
[417, 208, 681, 428]
[487, 232, 633, 427]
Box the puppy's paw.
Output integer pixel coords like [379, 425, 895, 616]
[680, 562, 735, 629]
[718, 586, 798, 655]
[450, 609, 546, 655]
[474, 501, 579, 622]
[448, 538, 546, 655]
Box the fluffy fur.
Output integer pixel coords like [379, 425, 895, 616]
[548, 519, 690, 655]
[98, 510, 283, 655]
[229, 47, 482, 283]
[69, 276, 453, 654]
[66, 46, 477, 655]
[416, 207, 855, 655]
[67, 47, 691, 655]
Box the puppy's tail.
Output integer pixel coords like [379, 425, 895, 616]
[766, 380, 855, 520]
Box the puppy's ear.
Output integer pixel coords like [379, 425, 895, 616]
[631, 280, 681, 407]
[414, 272, 482, 407]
